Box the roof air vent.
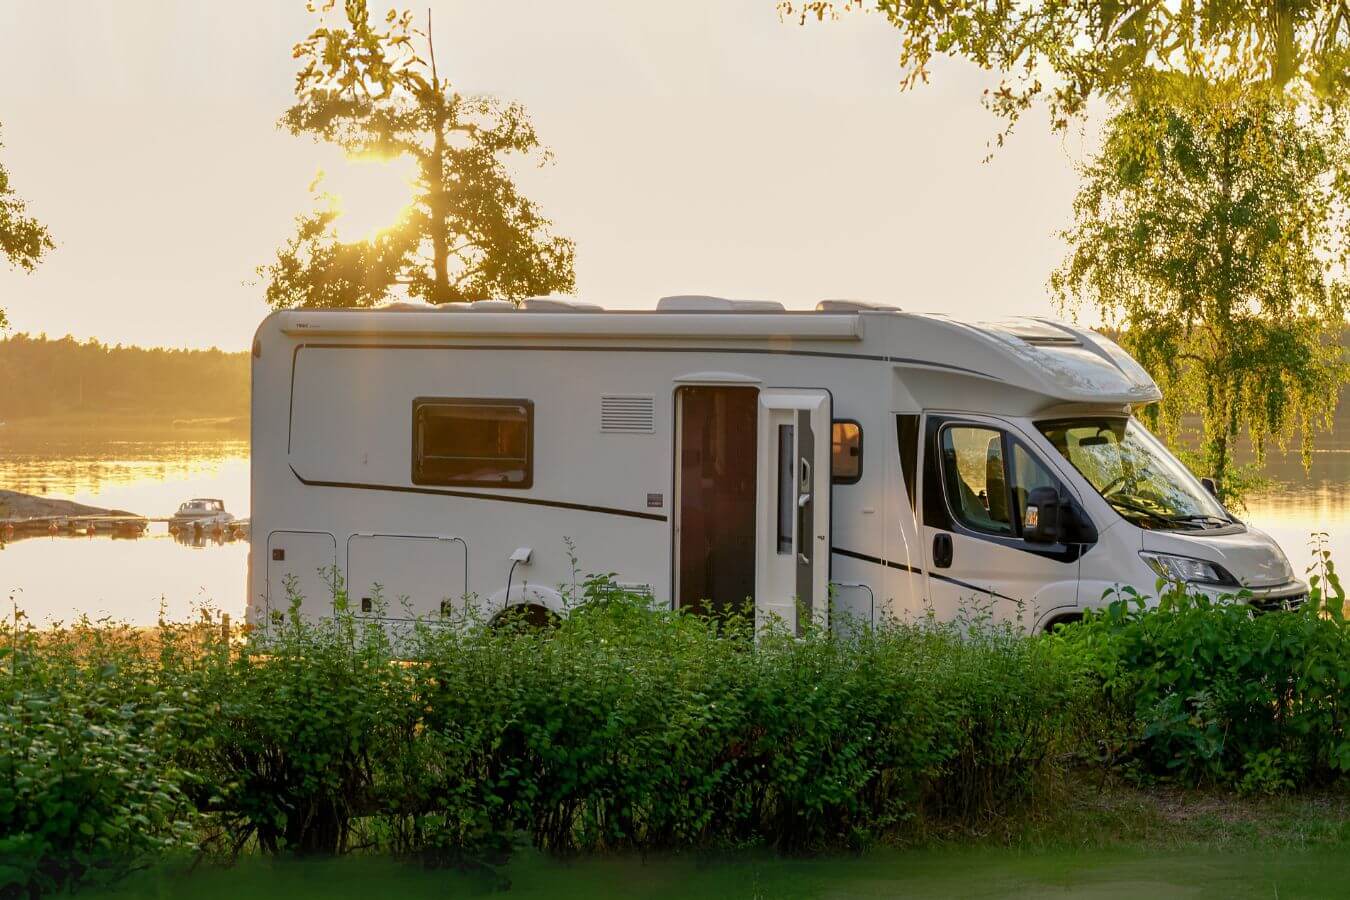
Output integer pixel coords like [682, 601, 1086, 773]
[600, 395, 656, 434]
[522, 297, 603, 312]
[464, 299, 516, 312]
[815, 299, 902, 313]
[656, 295, 785, 312]
[377, 299, 437, 311]
[984, 319, 1081, 346]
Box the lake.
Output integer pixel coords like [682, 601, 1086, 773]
[2, 428, 1346, 625]
[0, 427, 250, 625]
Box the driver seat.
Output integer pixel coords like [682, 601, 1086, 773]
[986, 437, 1009, 525]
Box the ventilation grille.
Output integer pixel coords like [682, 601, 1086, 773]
[601, 395, 655, 433]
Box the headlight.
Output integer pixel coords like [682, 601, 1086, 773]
[1139, 551, 1238, 586]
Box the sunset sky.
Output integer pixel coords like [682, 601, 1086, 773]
[0, 1, 1100, 350]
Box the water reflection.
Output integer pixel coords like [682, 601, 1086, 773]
[1241, 450, 1350, 585]
[2, 426, 250, 624]
[169, 521, 250, 548]
[0, 426, 249, 521]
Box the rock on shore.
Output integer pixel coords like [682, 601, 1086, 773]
[0, 489, 136, 520]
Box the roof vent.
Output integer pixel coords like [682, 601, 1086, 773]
[984, 319, 1081, 346]
[656, 295, 785, 312]
[815, 299, 901, 313]
[377, 299, 437, 311]
[521, 296, 603, 312]
[600, 395, 656, 434]
[464, 299, 516, 312]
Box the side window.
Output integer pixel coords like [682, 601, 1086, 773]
[413, 398, 533, 488]
[939, 425, 1013, 535]
[1010, 439, 1059, 532]
[831, 420, 862, 484]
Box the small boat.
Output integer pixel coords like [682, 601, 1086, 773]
[169, 498, 236, 529]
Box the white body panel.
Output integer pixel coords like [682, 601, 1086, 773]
[248, 304, 1304, 633]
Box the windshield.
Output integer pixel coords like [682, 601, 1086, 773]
[1035, 418, 1231, 530]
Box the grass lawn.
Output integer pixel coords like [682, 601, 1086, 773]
[93, 845, 1350, 899]
[89, 785, 1350, 899]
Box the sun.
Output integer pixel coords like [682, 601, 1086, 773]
[320, 152, 420, 243]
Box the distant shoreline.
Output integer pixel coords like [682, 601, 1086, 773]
[0, 414, 248, 435]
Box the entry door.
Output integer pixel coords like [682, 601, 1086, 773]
[755, 389, 832, 634]
[918, 413, 1079, 627]
[673, 386, 760, 618]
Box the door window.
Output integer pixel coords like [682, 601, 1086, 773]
[776, 424, 795, 554]
[1009, 439, 1059, 532]
[939, 425, 1064, 538]
[940, 426, 1013, 535]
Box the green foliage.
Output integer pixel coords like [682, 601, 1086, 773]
[1059, 546, 1350, 789]
[1053, 79, 1350, 503]
[1, 579, 1091, 894]
[0, 618, 197, 898]
[783, 0, 1350, 138]
[0, 333, 248, 422]
[259, 1, 575, 309]
[27, 552, 1350, 897]
[0, 124, 54, 330]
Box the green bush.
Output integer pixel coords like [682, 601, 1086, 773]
[0, 620, 196, 899]
[12, 552, 1350, 897]
[1, 578, 1095, 891]
[1058, 548, 1350, 790]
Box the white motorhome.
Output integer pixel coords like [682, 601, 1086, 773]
[247, 296, 1306, 634]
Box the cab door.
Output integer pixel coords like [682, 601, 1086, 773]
[918, 413, 1080, 627]
[755, 389, 832, 633]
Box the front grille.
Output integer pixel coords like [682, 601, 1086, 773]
[1249, 592, 1306, 613]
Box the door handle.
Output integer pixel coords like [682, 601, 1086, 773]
[933, 533, 953, 569]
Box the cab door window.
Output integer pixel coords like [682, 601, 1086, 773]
[1009, 439, 1060, 532]
[939, 424, 1063, 538]
[939, 426, 1013, 535]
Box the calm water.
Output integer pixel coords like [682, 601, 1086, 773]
[1, 430, 1346, 625]
[1, 429, 250, 624]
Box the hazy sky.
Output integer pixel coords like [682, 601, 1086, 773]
[0, 1, 1099, 350]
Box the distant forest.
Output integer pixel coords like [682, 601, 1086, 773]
[0, 333, 248, 423]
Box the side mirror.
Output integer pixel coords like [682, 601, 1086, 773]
[1200, 476, 1218, 498]
[1023, 486, 1062, 544]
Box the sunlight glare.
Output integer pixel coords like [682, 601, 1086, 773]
[320, 153, 420, 243]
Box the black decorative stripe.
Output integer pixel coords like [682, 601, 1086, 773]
[832, 547, 923, 574]
[928, 572, 1020, 604]
[289, 467, 668, 522]
[831, 545, 1021, 604]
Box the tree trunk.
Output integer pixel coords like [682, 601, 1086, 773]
[1271, 0, 1296, 85]
[428, 110, 451, 304]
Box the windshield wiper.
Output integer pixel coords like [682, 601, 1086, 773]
[1165, 514, 1234, 528]
[1107, 497, 1188, 528]
[1101, 499, 1209, 528]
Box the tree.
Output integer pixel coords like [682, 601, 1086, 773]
[260, 1, 575, 308]
[0, 124, 54, 328]
[1052, 79, 1350, 502]
[784, 0, 1350, 137]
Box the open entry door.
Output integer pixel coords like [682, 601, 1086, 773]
[756, 389, 832, 634]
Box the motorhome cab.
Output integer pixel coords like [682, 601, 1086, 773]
[247, 296, 1306, 634]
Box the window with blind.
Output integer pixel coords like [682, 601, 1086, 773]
[412, 398, 533, 488]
